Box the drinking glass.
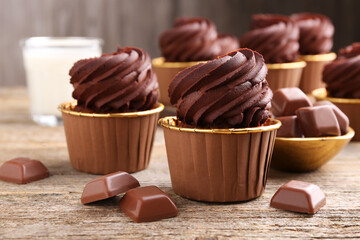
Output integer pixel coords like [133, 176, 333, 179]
[21, 37, 103, 126]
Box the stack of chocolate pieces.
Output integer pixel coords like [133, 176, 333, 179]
[81, 171, 178, 223]
[272, 88, 349, 137]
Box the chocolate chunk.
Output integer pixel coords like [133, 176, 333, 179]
[0, 158, 49, 184]
[275, 115, 303, 137]
[314, 101, 350, 135]
[296, 106, 341, 137]
[272, 88, 312, 116]
[119, 186, 178, 222]
[81, 171, 140, 204]
[270, 180, 326, 214]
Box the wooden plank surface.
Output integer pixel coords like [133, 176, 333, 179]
[1, 0, 360, 86]
[0, 87, 360, 239]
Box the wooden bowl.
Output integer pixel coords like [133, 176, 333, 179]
[271, 128, 354, 172]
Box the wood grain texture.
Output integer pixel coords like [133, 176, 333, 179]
[0, 87, 359, 239]
[1, 0, 359, 86]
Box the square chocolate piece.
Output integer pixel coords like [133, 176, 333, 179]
[314, 100, 349, 135]
[0, 158, 49, 184]
[119, 186, 178, 223]
[272, 88, 312, 116]
[81, 171, 140, 204]
[275, 115, 303, 137]
[296, 106, 341, 137]
[270, 180, 326, 214]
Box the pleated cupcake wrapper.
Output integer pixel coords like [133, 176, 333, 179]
[312, 88, 360, 141]
[159, 117, 280, 202]
[152, 57, 204, 106]
[59, 101, 163, 174]
[299, 53, 337, 94]
[266, 61, 306, 92]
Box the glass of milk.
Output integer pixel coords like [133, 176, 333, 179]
[21, 37, 103, 126]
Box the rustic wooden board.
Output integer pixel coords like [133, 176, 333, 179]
[0, 87, 360, 239]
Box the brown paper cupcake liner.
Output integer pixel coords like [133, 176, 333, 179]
[266, 61, 306, 91]
[312, 88, 360, 141]
[159, 117, 281, 202]
[299, 53, 336, 94]
[152, 57, 203, 106]
[58, 101, 164, 174]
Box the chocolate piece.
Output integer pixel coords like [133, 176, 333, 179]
[270, 180, 326, 214]
[296, 106, 340, 137]
[314, 101, 349, 135]
[275, 115, 303, 137]
[0, 158, 49, 184]
[272, 88, 312, 116]
[119, 186, 178, 222]
[81, 171, 140, 204]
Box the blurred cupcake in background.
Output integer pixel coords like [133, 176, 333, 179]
[59, 46, 164, 174]
[240, 14, 306, 91]
[152, 17, 239, 106]
[159, 48, 280, 202]
[291, 13, 336, 93]
[313, 43, 360, 141]
[217, 33, 240, 56]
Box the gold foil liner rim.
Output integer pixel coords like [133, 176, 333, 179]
[58, 100, 164, 118]
[152, 57, 205, 68]
[312, 88, 360, 104]
[158, 116, 281, 134]
[266, 60, 306, 70]
[300, 52, 337, 62]
[276, 127, 354, 142]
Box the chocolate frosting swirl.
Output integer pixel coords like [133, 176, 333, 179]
[69, 47, 159, 113]
[159, 17, 239, 62]
[240, 14, 300, 63]
[169, 48, 272, 128]
[217, 34, 240, 55]
[291, 13, 334, 55]
[159, 17, 219, 62]
[337, 42, 360, 59]
[323, 43, 360, 98]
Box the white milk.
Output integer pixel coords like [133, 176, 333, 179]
[21, 37, 102, 126]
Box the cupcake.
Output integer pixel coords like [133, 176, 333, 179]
[58, 47, 164, 174]
[158, 49, 280, 202]
[240, 14, 306, 91]
[152, 17, 239, 106]
[291, 13, 336, 93]
[313, 43, 360, 141]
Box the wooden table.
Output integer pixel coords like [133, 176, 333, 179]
[0, 87, 359, 239]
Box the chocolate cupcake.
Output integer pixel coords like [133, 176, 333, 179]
[313, 43, 360, 141]
[158, 49, 280, 202]
[152, 17, 239, 106]
[58, 47, 164, 174]
[240, 14, 306, 91]
[291, 13, 336, 93]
